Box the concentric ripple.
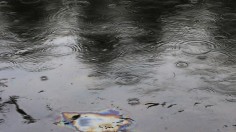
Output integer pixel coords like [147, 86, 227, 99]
[48, 5, 86, 23]
[38, 36, 82, 56]
[0, 40, 81, 72]
[47, 8, 84, 24]
[180, 40, 215, 55]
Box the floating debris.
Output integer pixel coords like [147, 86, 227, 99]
[205, 105, 214, 108]
[46, 104, 53, 111]
[38, 90, 44, 93]
[167, 104, 177, 108]
[145, 103, 160, 109]
[55, 109, 133, 132]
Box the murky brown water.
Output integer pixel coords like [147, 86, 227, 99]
[0, 0, 236, 131]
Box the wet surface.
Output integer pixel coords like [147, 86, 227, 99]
[0, 0, 236, 131]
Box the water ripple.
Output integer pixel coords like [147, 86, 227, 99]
[38, 45, 75, 57]
[0, 61, 15, 71]
[48, 6, 86, 24]
[15, 58, 62, 72]
[214, 84, 236, 96]
[115, 72, 140, 85]
[0, 1, 9, 7]
[180, 40, 216, 55]
[221, 13, 236, 21]
[19, 0, 41, 5]
[0, 52, 14, 58]
[0, 43, 80, 72]
[62, 0, 90, 7]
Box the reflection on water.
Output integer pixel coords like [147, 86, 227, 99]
[1, 0, 236, 132]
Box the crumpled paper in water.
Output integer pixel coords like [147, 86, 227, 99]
[55, 109, 133, 132]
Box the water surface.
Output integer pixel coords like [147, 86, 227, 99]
[0, 0, 236, 132]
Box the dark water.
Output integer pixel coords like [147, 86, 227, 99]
[0, 0, 236, 131]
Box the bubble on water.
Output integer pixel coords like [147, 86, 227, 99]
[176, 61, 189, 68]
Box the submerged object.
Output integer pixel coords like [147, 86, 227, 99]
[55, 109, 133, 132]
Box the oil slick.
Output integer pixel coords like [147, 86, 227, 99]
[55, 109, 133, 132]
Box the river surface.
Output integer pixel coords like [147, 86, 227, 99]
[0, 0, 236, 132]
